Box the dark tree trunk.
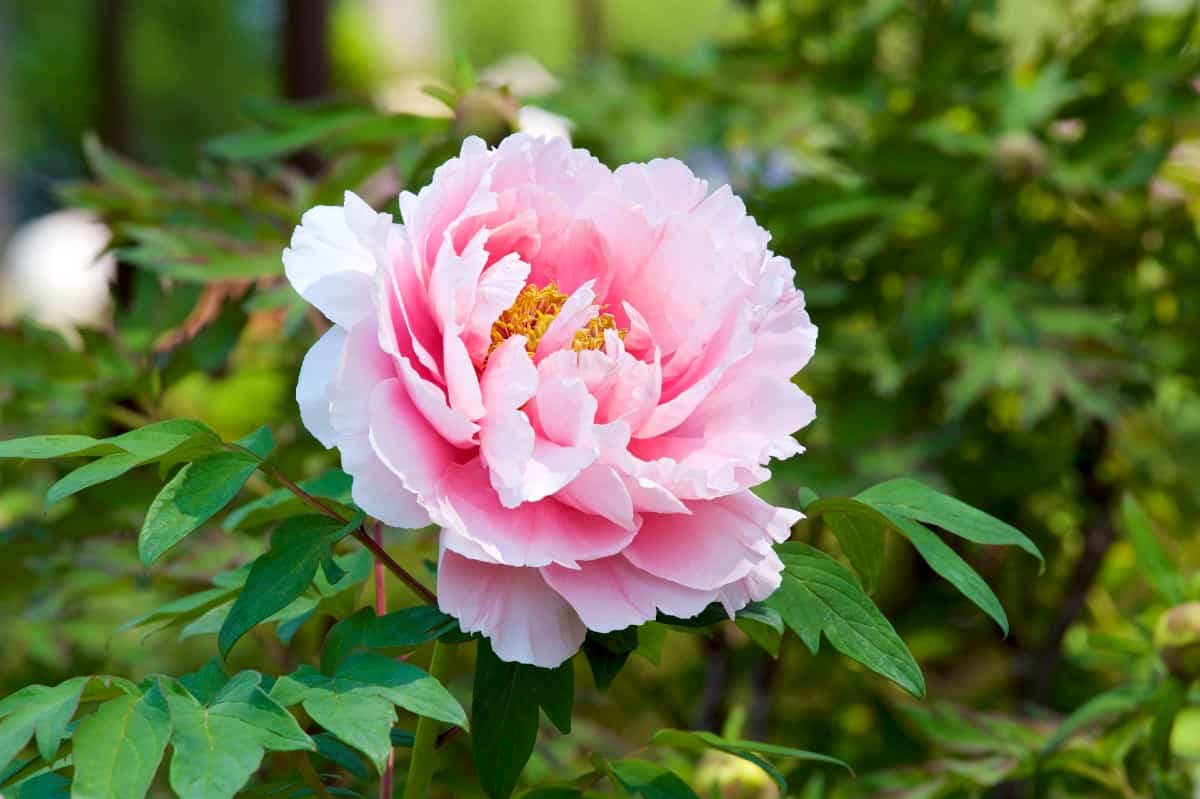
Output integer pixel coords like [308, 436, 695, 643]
[280, 0, 331, 176]
[281, 0, 330, 102]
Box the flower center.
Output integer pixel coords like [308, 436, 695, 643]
[489, 283, 624, 358]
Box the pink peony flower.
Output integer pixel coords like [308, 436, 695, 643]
[286, 134, 817, 667]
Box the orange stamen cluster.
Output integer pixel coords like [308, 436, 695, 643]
[489, 283, 625, 358]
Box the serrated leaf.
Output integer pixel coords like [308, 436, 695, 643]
[884, 513, 1008, 635]
[218, 514, 359, 657]
[856, 479, 1043, 569]
[138, 452, 260, 564]
[321, 606, 457, 673]
[0, 678, 86, 767]
[608, 760, 699, 799]
[71, 687, 171, 799]
[767, 543, 925, 697]
[1120, 495, 1185, 605]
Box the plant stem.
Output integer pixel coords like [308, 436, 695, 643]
[375, 522, 396, 799]
[402, 642, 453, 799]
[294, 752, 335, 799]
[254, 460, 438, 604]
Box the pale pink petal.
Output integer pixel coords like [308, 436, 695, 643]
[283, 195, 381, 328]
[438, 547, 585, 667]
[296, 327, 346, 448]
[338, 432, 431, 529]
[623, 475, 690, 515]
[438, 460, 636, 567]
[463, 254, 531, 363]
[528, 375, 597, 447]
[622, 492, 798, 590]
[443, 325, 486, 420]
[479, 408, 535, 508]
[554, 464, 636, 529]
[480, 335, 537, 411]
[541, 555, 716, 633]
[613, 159, 709, 223]
[717, 549, 784, 617]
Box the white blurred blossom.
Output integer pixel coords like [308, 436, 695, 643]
[0, 209, 115, 345]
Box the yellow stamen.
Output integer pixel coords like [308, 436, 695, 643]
[489, 282, 626, 358]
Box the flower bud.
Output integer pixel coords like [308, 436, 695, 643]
[1155, 602, 1200, 681]
[991, 131, 1049, 181]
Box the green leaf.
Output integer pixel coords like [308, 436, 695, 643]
[224, 470, 352, 531]
[1151, 677, 1189, 769]
[138, 451, 260, 564]
[650, 729, 850, 792]
[767, 543, 925, 697]
[236, 426, 276, 459]
[0, 678, 86, 767]
[824, 508, 887, 592]
[118, 587, 237, 634]
[1041, 683, 1154, 756]
[218, 513, 359, 657]
[735, 603, 785, 658]
[9, 772, 69, 799]
[856, 479, 1043, 569]
[164, 674, 312, 799]
[608, 760, 700, 799]
[45, 420, 222, 506]
[539, 660, 574, 735]
[0, 435, 106, 460]
[71, 687, 171, 799]
[635, 623, 668, 665]
[883, 513, 1009, 635]
[583, 629, 637, 691]
[472, 640, 546, 799]
[321, 606, 458, 673]
[270, 653, 465, 772]
[312, 733, 369, 780]
[1120, 495, 1185, 605]
[178, 659, 230, 705]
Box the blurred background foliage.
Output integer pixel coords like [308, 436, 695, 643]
[2, 0, 1200, 796]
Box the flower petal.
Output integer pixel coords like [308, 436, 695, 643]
[622, 492, 798, 590]
[283, 193, 382, 328]
[438, 546, 585, 667]
[296, 326, 346, 448]
[438, 460, 636, 567]
[541, 555, 716, 633]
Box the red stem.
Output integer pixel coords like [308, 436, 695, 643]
[374, 522, 395, 799]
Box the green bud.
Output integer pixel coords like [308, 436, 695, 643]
[1155, 602, 1200, 681]
[991, 131, 1049, 181]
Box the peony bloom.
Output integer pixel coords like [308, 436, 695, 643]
[286, 134, 816, 667]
